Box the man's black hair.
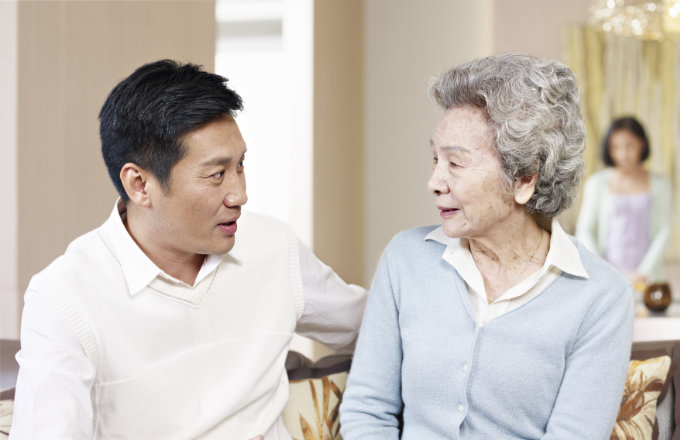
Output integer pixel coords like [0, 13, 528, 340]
[99, 59, 243, 200]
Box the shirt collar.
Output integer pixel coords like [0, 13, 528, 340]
[424, 219, 589, 279]
[98, 199, 221, 296]
[546, 220, 589, 278]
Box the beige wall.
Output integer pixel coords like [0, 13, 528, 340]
[2, 0, 599, 336]
[313, 0, 364, 285]
[8, 0, 215, 336]
[363, 0, 494, 282]
[493, 0, 592, 61]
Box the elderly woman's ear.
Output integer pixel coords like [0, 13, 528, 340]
[514, 174, 538, 205]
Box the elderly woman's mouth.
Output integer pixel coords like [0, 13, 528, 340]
[438, 207, 459, 217]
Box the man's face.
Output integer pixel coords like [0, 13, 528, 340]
[147, 115, 247, 259]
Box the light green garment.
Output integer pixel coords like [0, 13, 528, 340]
[575, 168, 672, 282]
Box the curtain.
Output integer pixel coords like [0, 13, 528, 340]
[565, 25, 680, 260]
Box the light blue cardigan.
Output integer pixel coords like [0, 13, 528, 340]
[575, 168, 672, 282]
[340, 226, 634, 440]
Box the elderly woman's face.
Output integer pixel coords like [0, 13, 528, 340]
[428, 106, 515, 239]
[609, 128, 645, 171]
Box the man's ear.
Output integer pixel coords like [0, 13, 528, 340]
[514, 174, 538, 205]
[120, 163, 153, 207]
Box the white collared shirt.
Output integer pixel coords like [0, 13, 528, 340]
[102, 201, 224, 295]
[425, 220, 589, 325]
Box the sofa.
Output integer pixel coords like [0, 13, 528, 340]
[285, 341, 680, 440]
[1, 339, 679, 440]
[0, 340, 18, 439]
[623, 340, 680, 440]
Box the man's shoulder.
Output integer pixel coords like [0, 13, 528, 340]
[29, 225, 113, 291]
[227, 211, 296, 261]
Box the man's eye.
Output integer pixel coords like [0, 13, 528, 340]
[213, 171, 224, 178]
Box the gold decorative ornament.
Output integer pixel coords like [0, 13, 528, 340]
[589, 0, 680, 39]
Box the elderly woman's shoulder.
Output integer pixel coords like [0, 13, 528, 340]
[574, 239, 631, 291]
[385, 225, 444, 252]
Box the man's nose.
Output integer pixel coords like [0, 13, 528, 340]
[225, 177, 247, 207]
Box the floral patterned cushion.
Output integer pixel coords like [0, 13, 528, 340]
[611, 355, 672, 440]
[283, 353, 351, 440]
[0, 399, 12, 439]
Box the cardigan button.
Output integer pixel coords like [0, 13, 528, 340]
[462, 364, 468, 372]
[458, 404, 465, 412]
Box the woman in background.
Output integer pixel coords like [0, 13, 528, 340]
[340, 53, 633, 439]
[576, 116, 672, 286]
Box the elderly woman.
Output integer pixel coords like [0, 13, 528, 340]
[340, 53, 633, 439]
[576, 116, 672, 286]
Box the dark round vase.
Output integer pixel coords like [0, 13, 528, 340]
[643, 283, 672, 313]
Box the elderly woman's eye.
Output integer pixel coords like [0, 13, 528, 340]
[449, 161, 458, 168]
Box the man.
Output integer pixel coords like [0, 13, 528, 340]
[10, 60, 367, 439]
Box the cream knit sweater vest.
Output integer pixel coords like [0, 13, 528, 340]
[29, 211, 304, 439]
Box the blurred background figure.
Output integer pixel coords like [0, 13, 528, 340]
[576, 116, 672, 287]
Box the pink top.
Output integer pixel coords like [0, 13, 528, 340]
[604, 192, 652, 272]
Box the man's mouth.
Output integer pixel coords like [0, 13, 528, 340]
[218, 220, 238, 234]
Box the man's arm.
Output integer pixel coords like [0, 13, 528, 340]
[294, 239, 367, 352]
[10, 289, 95, 440]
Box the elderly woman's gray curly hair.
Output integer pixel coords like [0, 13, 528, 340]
[429, 53, 585, 218]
